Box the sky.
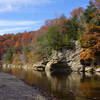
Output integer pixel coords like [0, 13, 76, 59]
[0, 0, 90, 35]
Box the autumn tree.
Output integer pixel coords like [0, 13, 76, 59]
[80, 25, 100, 66]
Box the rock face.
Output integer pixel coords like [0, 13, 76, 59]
[45, 41, 82, 72]
[45, 58, 71, 73]
[66, 41, 82, 71]
[45, 47, 72, 72]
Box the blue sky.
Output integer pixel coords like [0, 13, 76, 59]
[0, 0, 90, 35]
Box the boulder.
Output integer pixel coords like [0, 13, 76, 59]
[85, 67, 94, 72]
[45, 59, 72, 73]
[33, 61, 45, 71]
[95, 68, 100, 72]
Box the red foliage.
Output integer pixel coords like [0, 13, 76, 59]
[71, 7, 84, 17]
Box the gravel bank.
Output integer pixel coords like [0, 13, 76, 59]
[0, 72, 53, 100]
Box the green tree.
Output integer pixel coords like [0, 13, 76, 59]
[84, 1, 97, 24]
[4, 48, 15, 62]
[23, 44, 32, 55]
[37, 24, 73, 59]
[37, 33, 52, 59]
[46, 25, 72, 50]
[66, 16, 79, 40]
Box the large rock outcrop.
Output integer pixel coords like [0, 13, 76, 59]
[45, 41, 82, 72]
[45, 58, 72, 73]
[66, 41, 83, 71]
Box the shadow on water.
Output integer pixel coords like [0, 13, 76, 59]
[2, 67, 100, 100]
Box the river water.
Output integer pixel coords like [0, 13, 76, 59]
[3, 68, 100, 100]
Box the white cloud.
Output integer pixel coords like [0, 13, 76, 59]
[0, 5, 14, 12]
[0, 20, 42, 26]
[0, 27, 32, 35]
[0, 20, 44, 35]
[0, 0, 52, 12]
[0, 0, 52, 5]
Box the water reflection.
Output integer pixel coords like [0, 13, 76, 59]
[2, 67, 100, 100]
[45, 71, 76, 100]
[80, 72, 100, 100]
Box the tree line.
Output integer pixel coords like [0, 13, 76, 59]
[0, 0, 99, 66]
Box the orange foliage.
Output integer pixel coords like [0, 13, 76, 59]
[80, 49, 95, 60]
[80, 24, 100, 62]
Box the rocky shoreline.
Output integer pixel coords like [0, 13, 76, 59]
[33, 41, 100, 73]
[0, 72, 56, 100]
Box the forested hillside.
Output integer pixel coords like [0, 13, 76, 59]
[0, 0, 100, 66]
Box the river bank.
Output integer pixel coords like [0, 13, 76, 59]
[1, 68, 100, 100]
[0, 72, 55, 100]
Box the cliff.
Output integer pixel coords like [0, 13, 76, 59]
[45, 41, 100, 72]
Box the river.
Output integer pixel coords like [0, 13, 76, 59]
[2, 67, 100, 100]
